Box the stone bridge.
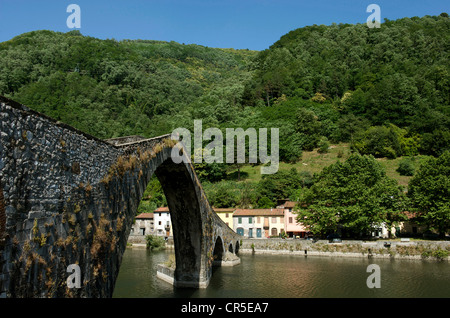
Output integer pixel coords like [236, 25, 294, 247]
[0, 96, 241, 297]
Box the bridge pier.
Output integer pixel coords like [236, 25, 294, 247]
[157, 249, 240, 288]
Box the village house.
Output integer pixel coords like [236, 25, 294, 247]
[233, 208, 285, 238]
[130, 212, 154, 236]
[277, 201, 309, 238]
[153, 206, 173, 238]
[213, 207, 235, 228]
[396, 212, 428, 237]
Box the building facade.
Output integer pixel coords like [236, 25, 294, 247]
[233, 208, 285, 238]
[213, 208, 235, 228]
[278, 201, 309, 238]
[130, 212, 154, 236]
[153, 206, 173, 238]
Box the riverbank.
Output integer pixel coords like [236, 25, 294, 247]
[239, 238, 450, 261]
[125, 237, 450, 261]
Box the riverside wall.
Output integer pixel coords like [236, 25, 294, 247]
[239, 238, 450, 261]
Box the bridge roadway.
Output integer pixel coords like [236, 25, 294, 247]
[0, 95, 241, 297]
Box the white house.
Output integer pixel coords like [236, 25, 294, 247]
[153, 207, 173, 238]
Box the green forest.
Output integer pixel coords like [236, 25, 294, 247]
[0, 14, 448, 238]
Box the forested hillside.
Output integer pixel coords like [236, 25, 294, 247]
[1, 15, 449, 236]
[0, 30, 256, 138]
[243, 14, 449, 159]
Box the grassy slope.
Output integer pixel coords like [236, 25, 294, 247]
[231, 143, 429, 189]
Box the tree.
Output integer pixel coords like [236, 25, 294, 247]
[193, 149, 227, 183]
[317, 136, 330, 154]
[396, 157, 415, 176]
[407, 151, 450, 238]
[257, 197, 275, 209]
[257, 168, 302, 204]
[208, 181, 239, 208]
[295, 154, 407, 237]
[295, 108, 322, 151]
[351, 124, 405, 158]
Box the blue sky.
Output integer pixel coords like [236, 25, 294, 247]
[0, 0, 448, 50]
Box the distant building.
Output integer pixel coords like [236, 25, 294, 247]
[396, 212, 428, 237]
[130, 213, 154, 236]
[233, 208, 284, 238]
[213, 207, 235, 228]
[154, 207, 172, 238]
[277, 201, 308, 238]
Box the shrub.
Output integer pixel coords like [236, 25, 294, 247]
[145, 235, 165, 251]
[432, 248, 449, 261]
[396, 158, 415, 176]
[317, 136, 330, 154]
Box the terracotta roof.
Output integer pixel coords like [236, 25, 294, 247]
[153, 207, 235, 213]
[135, 213, 154, 219]
[233, 208, 284, 216]
[283, 201, 297, 208]
[213, 208, 235, 212]
[154, 207, 170, 212]
[404, 211, 418, 219]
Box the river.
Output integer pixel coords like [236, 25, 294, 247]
[112, 247, 449, 298]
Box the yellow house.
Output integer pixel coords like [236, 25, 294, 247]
[213, 208, 235, 229]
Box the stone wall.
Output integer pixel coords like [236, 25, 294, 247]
[240, 238, 450, 261]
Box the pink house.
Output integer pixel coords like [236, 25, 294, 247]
[278, 201, 308, 238]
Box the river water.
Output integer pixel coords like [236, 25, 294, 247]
[112, 248, 449, 298]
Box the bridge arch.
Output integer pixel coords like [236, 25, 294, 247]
[0, 96, 240, 297]
[152, 153, 209, 287]
[213, 236, 224, 264]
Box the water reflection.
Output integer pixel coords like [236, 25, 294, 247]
[113, 248, 450, 298]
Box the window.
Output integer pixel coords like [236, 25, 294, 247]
[249, 217, 252, 224]
[226, 213, 229, 218]
[272, 217, 277, 223]
[238, 217, 242, 224]
[158, 221, 161, 225]
[139, 228, 145, 235]
[257, 217, 261, 223]
[289, 217, 293, 224]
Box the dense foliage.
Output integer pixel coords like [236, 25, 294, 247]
[1, 15, 449, 237]
[243, 15, 450, 158]
[0, 30, 256, 139]
[407, 151, 450, 237]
